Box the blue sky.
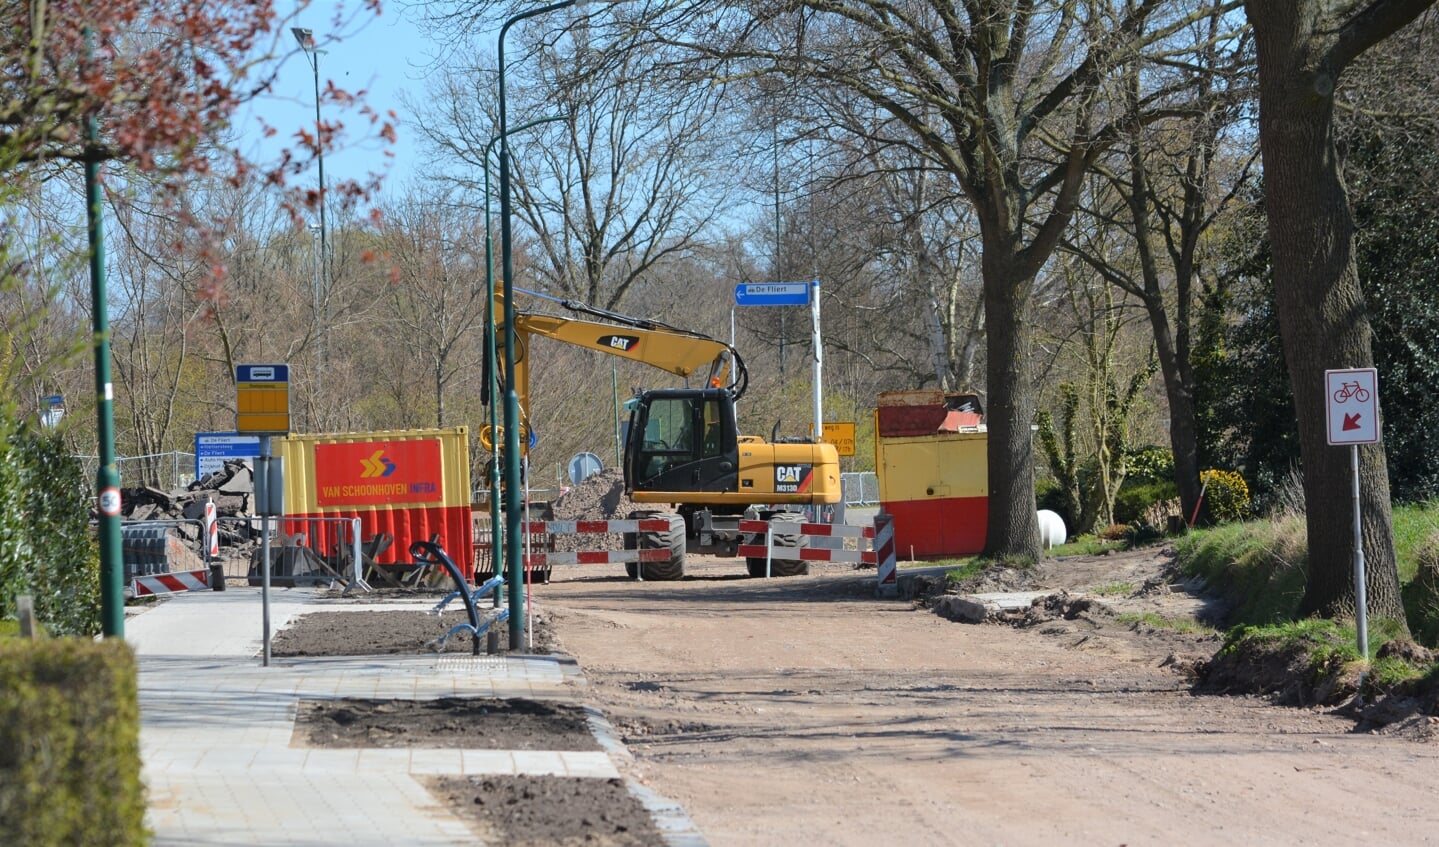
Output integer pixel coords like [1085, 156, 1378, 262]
[240, 3, 443, 199]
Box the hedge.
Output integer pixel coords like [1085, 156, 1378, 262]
[0, 638, 146, 845]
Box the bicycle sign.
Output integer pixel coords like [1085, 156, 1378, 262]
[1325, 368, 1379, 445]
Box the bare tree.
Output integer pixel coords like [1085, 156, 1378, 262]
[1064, 10, 1256, 524]
[409, 24, 741, 313]
[377, 189, 491, 427]
[640, 0, 1240, 557]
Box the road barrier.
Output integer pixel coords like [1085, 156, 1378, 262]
[874, 513, 897, 597]
[131, 568, 213, 597]
[519, 519, 678, 568]
[736, 518, 877, 567]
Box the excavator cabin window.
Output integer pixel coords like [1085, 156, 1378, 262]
[638, 395, 727, 480]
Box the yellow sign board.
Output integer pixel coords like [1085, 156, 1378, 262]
[236, 364, 291, 434]
[822, 421, 856, 457]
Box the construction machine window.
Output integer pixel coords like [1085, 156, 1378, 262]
[644, 396, 697, 456]
[700, 398, 724, 458]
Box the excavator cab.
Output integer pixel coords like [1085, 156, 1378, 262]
[624, 388, 739, 498]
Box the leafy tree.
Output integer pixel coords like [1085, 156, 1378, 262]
[1244, 0, 1434, 624]
[1338, 15, 1439, 502]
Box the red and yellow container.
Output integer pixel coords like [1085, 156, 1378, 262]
[875, 391, 988, 557]
[276, 427, 473, 570]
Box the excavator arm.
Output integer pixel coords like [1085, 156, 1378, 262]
[484, 292, 746, 449]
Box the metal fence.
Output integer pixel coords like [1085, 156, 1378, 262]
[75, 451, 198, 490]
[841, 472, 880, 506]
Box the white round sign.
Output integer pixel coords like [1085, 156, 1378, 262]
[98, 487, 122, 517]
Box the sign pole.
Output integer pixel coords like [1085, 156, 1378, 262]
[1324, 367, 1378, 661]
[1352, 444, 1368, 659]
[259, 436, 273, 667]
[811, 279, 822, 441]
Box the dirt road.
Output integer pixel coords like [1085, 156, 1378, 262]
[531, 553, 1439, 846]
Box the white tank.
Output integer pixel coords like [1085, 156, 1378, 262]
[1037, 509, 1067, 550]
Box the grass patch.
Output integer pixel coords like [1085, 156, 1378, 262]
[1093, 582, 1135, 597]
[1115, 612, 1215, 635]
[1219, 618, 1359, 662]
[0, 620, 18, 637]
[1051, 536, 1127, 557]
[943, 560, 986, 582]
[1174, 515, 1309, 626]
[1392, 502, 1439, 584]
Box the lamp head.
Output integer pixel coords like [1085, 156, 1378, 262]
[291, 27, 315, 50]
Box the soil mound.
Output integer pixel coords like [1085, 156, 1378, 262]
[549, 469, 669, 552]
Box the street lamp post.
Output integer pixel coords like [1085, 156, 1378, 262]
[84, 26, 124, 638]
[482, 115, 564, 654]
[292, 27, 328, 369]
[498, 0, 587, 648]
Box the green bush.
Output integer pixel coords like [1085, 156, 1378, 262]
[1125, 446, 1175, 485]
[0, 639, 146, 845]
[0, 421, 100, 636]
[1200, 469, 1252, 523]
[1113, 480, 1179, 526]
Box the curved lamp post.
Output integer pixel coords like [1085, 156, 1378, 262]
[498, 0, 588, 649]
[483, 114, 565, 652]
[292, 27, 328, 370]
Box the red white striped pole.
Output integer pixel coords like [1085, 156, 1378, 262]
[203, 500, 219, 558]
[874, 513, 897, 597]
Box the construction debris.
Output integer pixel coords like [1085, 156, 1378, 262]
[114, 459, 260, 585]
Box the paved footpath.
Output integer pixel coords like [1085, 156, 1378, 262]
[127, 586, 704, 846]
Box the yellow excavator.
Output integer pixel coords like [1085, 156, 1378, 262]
[484, 292, 841, 579]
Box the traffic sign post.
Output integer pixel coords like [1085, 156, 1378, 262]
[195, 432, 262, 479]
[1325, 367, 1378, 445]
[1325, 367, 1380, 662]
[236, 364, 291, 435]
[736, 281, 824, 441]
[734, 282, 810, 306]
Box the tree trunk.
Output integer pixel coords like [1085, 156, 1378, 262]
[981, 247, 1040, 560]
[1247, 3, 1405, 626]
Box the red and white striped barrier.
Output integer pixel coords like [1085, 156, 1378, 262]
[520, 549, 674, 567]
[521, 519, 676, 535]
[874, 513, 898, 597]
[203, 501, 219, 557]
[131, 568, 212, 597]
[736, 519, 878, 565]
[518, 518, 677, 568]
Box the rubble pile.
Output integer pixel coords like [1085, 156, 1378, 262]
[116, 459, 261, 578]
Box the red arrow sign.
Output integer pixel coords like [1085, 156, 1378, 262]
[1343, 413, 1363, 431]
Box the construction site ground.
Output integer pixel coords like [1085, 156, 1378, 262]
[271, 546, 1439, 845]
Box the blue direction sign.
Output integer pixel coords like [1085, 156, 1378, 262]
[735, 282, 810, 307]
[195, 432, 262, 479]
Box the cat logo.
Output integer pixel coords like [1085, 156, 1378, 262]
[774, 464, 812, 493]
[599, 334, 639, 352]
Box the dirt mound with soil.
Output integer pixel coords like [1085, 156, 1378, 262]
[426, 775, 666, 847]
[270, 605, 561, 656]
[548, 469, 671, 552]
[294, 697, 599, 750]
